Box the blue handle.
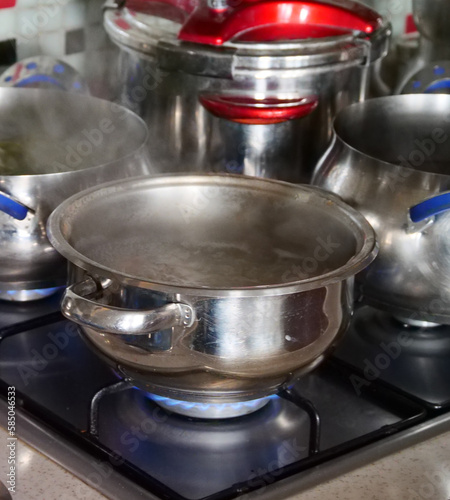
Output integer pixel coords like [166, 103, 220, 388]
[0, 193, 28, 220]
[15, 74, 64, 89]
[425, 79, 450, 93]
[410, 192, 450, 223]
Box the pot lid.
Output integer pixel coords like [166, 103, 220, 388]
[104, 0, 390, 73]
[105, 0, 387, 46]
[120, 0, 383, 45]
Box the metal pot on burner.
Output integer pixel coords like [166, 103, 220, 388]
[313, 94, 450, 325]
[47, 174, 377, 404]
[0, 88, 150, 301]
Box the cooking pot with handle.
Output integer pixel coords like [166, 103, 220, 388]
[0, 88, 150, 301]
[47, 174, 377, 402]
[313, 94, 450, 324]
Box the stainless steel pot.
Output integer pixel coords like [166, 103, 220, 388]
[392, 0, 450, 94]
[104, 0, 390, 183]
[313, 94, 450, 324]
[47, 174, 377, 403]
[412, 0, 450, 43]
[0, 88, 150, 301]
[0, 56, 89, 94]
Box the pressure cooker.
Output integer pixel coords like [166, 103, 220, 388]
[104, 0, 391, 183]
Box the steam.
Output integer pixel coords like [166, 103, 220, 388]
[0, 89, 147, 176]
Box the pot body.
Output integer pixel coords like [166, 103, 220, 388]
[114, 50, 365, 184]
[0, 88, 151, 298]
[48, 174, 377, 402]
[313, 95, 450, 324]
[105, 8, 390, 183]
[69, 267, 353, 403]
[393, 0, 450, 94]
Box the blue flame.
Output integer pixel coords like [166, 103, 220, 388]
[2, 286, 63, 301]
[148, 393, 277, 415]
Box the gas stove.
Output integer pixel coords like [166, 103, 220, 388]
[1, 294, 450, 500]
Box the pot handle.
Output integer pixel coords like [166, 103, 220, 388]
[409, 192, 450, 223]
[199, 94, 319, 125]
[61, 278, 196, 340]
[0, 192, 29, 220]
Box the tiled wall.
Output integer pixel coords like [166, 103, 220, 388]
[0, 0, 117, 98]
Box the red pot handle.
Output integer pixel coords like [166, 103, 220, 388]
[0, 1, 16, 8]
[199, 94, 318, 124]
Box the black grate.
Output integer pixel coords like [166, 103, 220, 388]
[0, 306, 438, 500]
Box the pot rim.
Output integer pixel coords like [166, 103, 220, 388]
[0, 88, 149, 181]
[331, 94, 450, 181]
[47, 173, 378, 297]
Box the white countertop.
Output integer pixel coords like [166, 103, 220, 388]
[0, 427, 107, 500]
[1, 427, 450, 500]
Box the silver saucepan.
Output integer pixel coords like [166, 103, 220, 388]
[313, 94, 450, 324]
[47, 174, 377, 403]
[0, 88, 150, 301]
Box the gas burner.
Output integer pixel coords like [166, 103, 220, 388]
[0, 286, 64, 302]
[148, 393, 275, 419]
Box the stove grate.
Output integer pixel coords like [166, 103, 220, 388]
[0, 307, 433, 500]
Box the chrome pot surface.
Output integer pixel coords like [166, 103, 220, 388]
[0, 88, 150, 299]
[47, 174, 377, 402]
[104, 1, 390, 183]
[313, 94, 450, 324]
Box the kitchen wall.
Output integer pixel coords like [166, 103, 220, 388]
[0, 0, 119, 98]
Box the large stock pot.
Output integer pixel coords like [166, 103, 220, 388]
[313, 94, 450, 324]
[48, 174, 377, 403]
[0, 88, 150, 301]
[104, 0, 390, 183]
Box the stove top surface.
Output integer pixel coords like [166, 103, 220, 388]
[334, 308, 450, 408]
[0, 297, 449, 500]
